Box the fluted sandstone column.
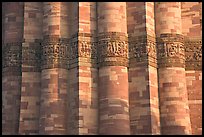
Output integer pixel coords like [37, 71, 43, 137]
[39, 2, 69, 134]
[77, 2, 98, 135]
[155, 2, 192, 135]
[67, 2, 98, 135]
[2, 2, 24, 135]
[97, 2, 130, 135]
[127, 2, 160, 135]
[18, 2, 43, 135]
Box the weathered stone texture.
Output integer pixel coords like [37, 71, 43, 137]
[99, 66, 130, 135]
[19, 72, 41, 135]
[181, 2, 202, 38]
[158, 68, 192, 134]
[97, 2, 127, 33]
[39, 69, 68, 134]
[129, 66, 160, 135]
[155, 2, 182, 35]
[78, 66, 98, 135]
[127, 2, 155, 37]
[186, 71, 202, 135]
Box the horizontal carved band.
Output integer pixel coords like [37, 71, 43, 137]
[184, 39, 202, 70]
[97, 33, 128, 67]
[129, 35, 157, 67]
[157, 34, 185, 68]
[2, 42, 22, 68]
[41, 38, 69, 69]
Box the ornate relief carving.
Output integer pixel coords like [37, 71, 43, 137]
[185, 40, 202, 70]
[147, 39, 157, 58]
[2, 42, 22, 68]
[41, 38, 69, 69]
[22, 43, 41, 69]
[79, 41, 91, 57]
[157, 42, 185, 59]
[78, 41, 97, 59]
[99, 40, 128, 58]
[129, 35, 157, 67]
[97, 33, 128, 67]
[68, 33, 97, 61]
[157, 34, 185, 68]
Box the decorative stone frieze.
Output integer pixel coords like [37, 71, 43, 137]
[2, 42, 22, 68]
[156, 34, 185, 68]
[69, 33, 97, 60]
[97, 32, 128, 67]
[41, 37, 69, 69]
[22, 43, 41, 67]
[185, 39, 202, 70]
[129, 35, 157, 67]
[78, 41, 97, 59]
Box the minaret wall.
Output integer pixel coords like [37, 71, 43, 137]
[1, 2, 202, 135]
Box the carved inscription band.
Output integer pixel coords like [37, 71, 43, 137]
[185, 39, 202, 70]
[78, 41, 97, 59]
[69, 34, 97, 60]
[3, 34, 201, 70]
[22, 43, 41, 70]
[97, 32, 129, 67]
[129, 35, 157, 67]
[129, 34, 202, 70]
[41, 37, 69, 69]
[156, 34, 185, 68]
